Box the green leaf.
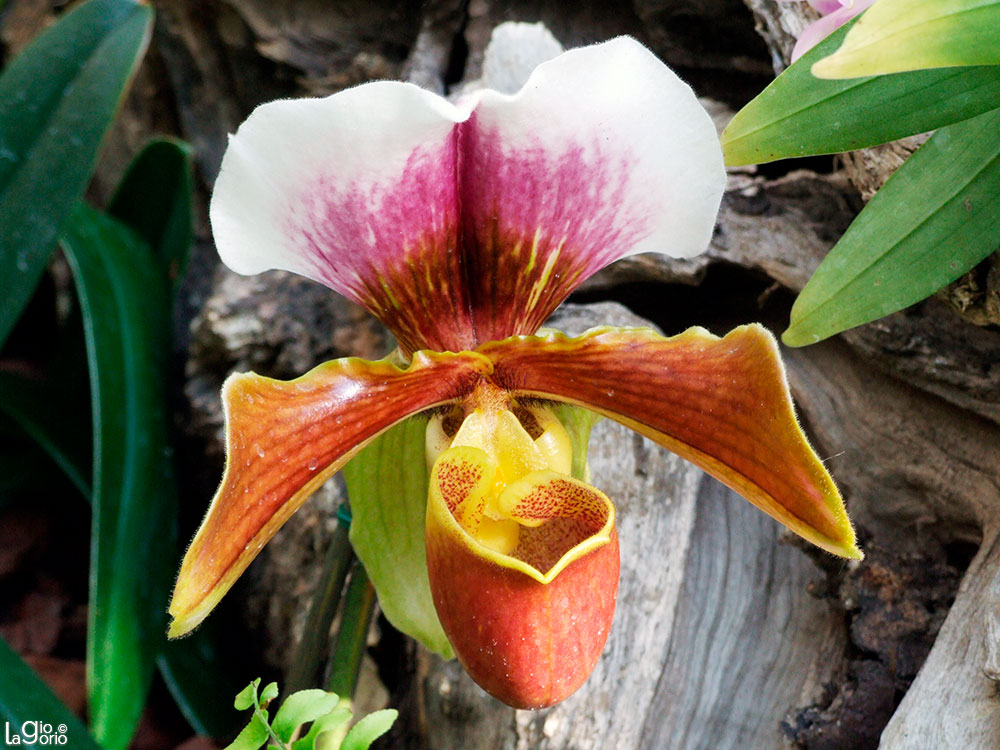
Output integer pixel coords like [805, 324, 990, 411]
[339, 709, 398, 750]
[260, 682, 280, 706]
[326, 563, 376, 701]
[0, 420, 57, 505]
[0, 637, 103, 750]
[290, 707, 353, 750]
[286, 523, 354, 694]
[814, 0, 1000, 78]
[722, 18, 1000, 165]
[234, 680, 261, 712]
[0, 0, 153, 348]
[158, 624, 246, 739]
[108, 137, 194, 293]
[272, 690, 341, 743]
[224, 712, 271, 750]
[110, 137, 207, 734]
[0, 371, 91, 500]
[783, 107, 1000, 346]
[61, 203, 177, 750]
[343, 417, 454, 658]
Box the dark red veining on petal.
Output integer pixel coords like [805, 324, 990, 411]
[288, 116, 647, 354]
[457, 115, 647, 345]
[478, 327, 856, 556]
[290, 139, 475, 354]
[169, 351, 491, 632]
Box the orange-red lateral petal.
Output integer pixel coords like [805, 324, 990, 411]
[480, 325, 861, 559]
[168, 351, 491, 638]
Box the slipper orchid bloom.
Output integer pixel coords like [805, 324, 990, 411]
[168, 35, 860, 709]
[792, 0, 878, 61]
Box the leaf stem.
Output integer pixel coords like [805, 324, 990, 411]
[286, 508, 355, 694]
[326, 560, 377, 700]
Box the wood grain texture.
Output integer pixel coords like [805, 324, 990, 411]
[639, 479, 845, 749]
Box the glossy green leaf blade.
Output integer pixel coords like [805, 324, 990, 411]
[814, 0, 1000, 78]
[722, 18, 1000, 165]
[260, 682, 279, 705]
[326, 563, 376, 701]
[108, 137, 194, 293]
[234, 680, 261, 712]
[343, 417, 454, 659]
[784, 107, 1000, 346]
[0, 371, 91, 499]
[0, 637, 103, 750]
[0, 0, 152, 348]
[61, 203, 178, 750]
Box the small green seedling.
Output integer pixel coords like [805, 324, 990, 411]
[225, 678, 397, 750]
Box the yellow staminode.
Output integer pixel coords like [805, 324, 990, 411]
[426, 405, 574, 553]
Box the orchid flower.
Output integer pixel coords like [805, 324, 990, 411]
[792, 0, 878, 61]
[168, 35, 860, 709]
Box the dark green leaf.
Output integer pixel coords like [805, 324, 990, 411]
[224, 713, 270, 750]
[61, 203, 177, 750]
[108, 137, 194, 293]
[784, 107, 1000, 346]
[343, 417, 454, 658]
[0, 0, 153, 348]
[339, 709, 398, 750]
[0, 371, 91, 500]
[722, 18, 1000, 165]
[157, 623, 246, 739]
[326, 563, 376, 701]
[0, 637, 102, 750]
[272, 690, 341, 743]
[286, 523, 353, 695]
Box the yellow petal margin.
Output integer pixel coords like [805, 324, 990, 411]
[168, 351, 491, 638]
[479, 325, 862, 559]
